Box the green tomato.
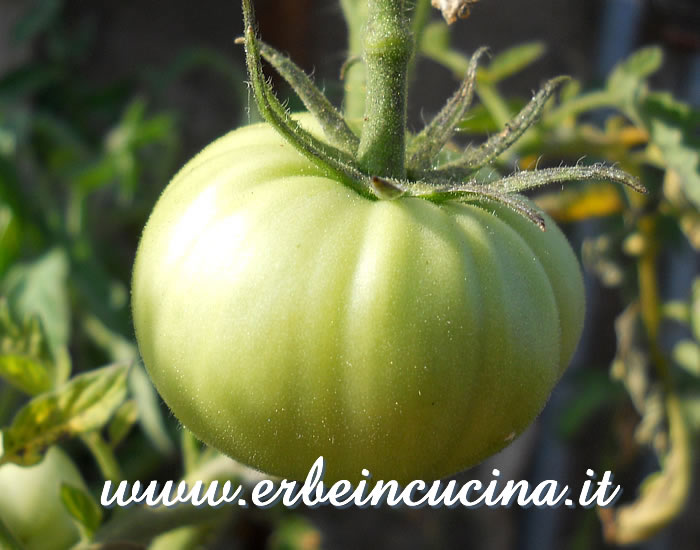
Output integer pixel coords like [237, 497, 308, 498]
[0, 447, 85, 550]
[132, 116, 585, 483]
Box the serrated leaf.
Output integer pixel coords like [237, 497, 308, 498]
[607, 47, 663, 106]
[107, 399, 138, 448]
[2, 248, 70, 354]
[642, 93, 700, 208]
[0, 363, 129, 466]
[60, 483, 103, 540]
[0, 302, 53, 395]
[478, 42, 546, 84]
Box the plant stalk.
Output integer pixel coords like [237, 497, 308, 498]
[357, 0, 413, 178]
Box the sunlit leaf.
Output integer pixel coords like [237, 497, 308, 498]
[673, 340, 699, 377]
[0, 301, 53, 395]
[606, 47, 663, 108]
[0, 363, 129, 466]
[642, 93, 700, 209]
[478, 42, 546, 84]
[2, 248, 70, 354]
[419, 22, 472, 76]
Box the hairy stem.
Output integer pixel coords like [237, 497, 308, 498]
[448, 76, 569, 171]
[357, 0, 413, 178]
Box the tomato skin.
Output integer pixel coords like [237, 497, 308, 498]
[132, 116, 585, 483]
[0, 447, 85, 550]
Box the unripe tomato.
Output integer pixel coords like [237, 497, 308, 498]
[132, 116, 585, 483]
[0, 447, 85, 550]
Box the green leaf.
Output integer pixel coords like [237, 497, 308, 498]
[558, 370, 623, 437]
[0, 301, 53, 395]
[2, 248, 70, 354]
[268, 516, 322, 550]
[0, 64, 62, 102]
[641, 92, 700, 209]
[478, 42, 546, 84]
[662, 300, 690, 325]
[673, 340, 700, 377]
[0, 363, 129, 466]
[11, 0, 63, 44]
[60, 483, 103, 541]
[0, 201, 21, 277]
[457, 100, 526, 133]
[607, 47, 663, 106]
[419, 22, 472, 76]
[106, 399, 138, 448]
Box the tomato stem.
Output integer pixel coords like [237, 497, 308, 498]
[357, 0, 413, 179]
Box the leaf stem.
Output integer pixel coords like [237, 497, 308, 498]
[81, 431, 123, 482]
[357, 0, 413, 178]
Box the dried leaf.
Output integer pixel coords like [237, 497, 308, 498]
[431, 0, 478, 24]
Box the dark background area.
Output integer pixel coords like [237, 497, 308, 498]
[0, 1, 698, 549]
[4, 0, 697, 159]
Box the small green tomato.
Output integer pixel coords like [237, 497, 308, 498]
[0, 447, 85, 550]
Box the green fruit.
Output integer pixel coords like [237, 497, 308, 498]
[0, 447, 85, 550]
[132, 116, 585, 483]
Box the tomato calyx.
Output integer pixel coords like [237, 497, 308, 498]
[239, 0, 645, 230]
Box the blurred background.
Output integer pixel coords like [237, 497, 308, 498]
[0, 1, 698, 549]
